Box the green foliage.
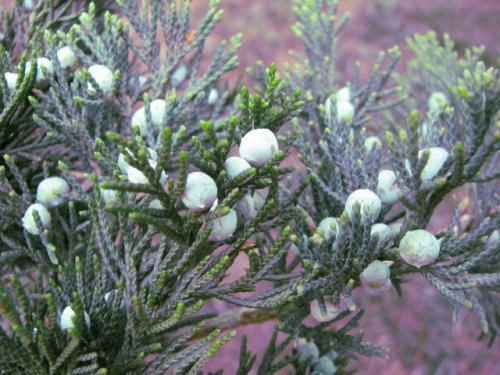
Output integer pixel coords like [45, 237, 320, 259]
[0, 0, 498, 374]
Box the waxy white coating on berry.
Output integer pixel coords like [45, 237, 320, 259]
[138, 74, 147, 85]
[117, 154, 129, 174]
[171, 64, 187, 87]
[26, 58, 54, 87]
[310, 300, 340, 322]
[418, 147, 450, 181]
[117, 147, 157, 174]
[4, 72, 17, 90]
[376, 169, 401, 204]
[182, 172, 218, 211]
[207, 88, 219, 105]
[428, 91, 448, 110]
[59, 306, 90, 330]
[360, 260, 390, 287]
[149, 199, 163, 209]
[57, 46, 79, 70]
[208, 209, 237, 241]
[289, 243, 300, 255]
[324, 96, 333, 118]
[324, 96, 355, 122]
[360, 260, 392, 294]
[87, 64, 114, 94]
[318, 217, 340, 239]
[345, 189, 381, 223]
[224, 157, 252, 179]
[209, 199, 219, 212]
[36, 177, 70, 208]
[399, 229, 440, 268]
[145, 147, 158, 160]
[370, 223, 391, 242]
[127, 159, 167, 185]
[336, 100, 355, 122]
[131, 99, 167, 136]
[420, 121, 429, 139]
[488, 230, 499, 248]
[22, 203, 51, 235]
[239, 128, 279, 167]
[127, 165, 149, 184]
[104, 291, 112, 302]
[389, 222, 403, 236]
[23, 0, 34, 9]
[314, 356, 338, 375]
[364, 136, 382, 152]
[100, 188, 118, 204]
[298, 342, 320, 363]
[336, 86, 351, 102]
[104, 290, 125, 308]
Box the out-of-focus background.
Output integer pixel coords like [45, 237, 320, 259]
[197, 0, 499, 83]
[2, 0, 499, 373]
